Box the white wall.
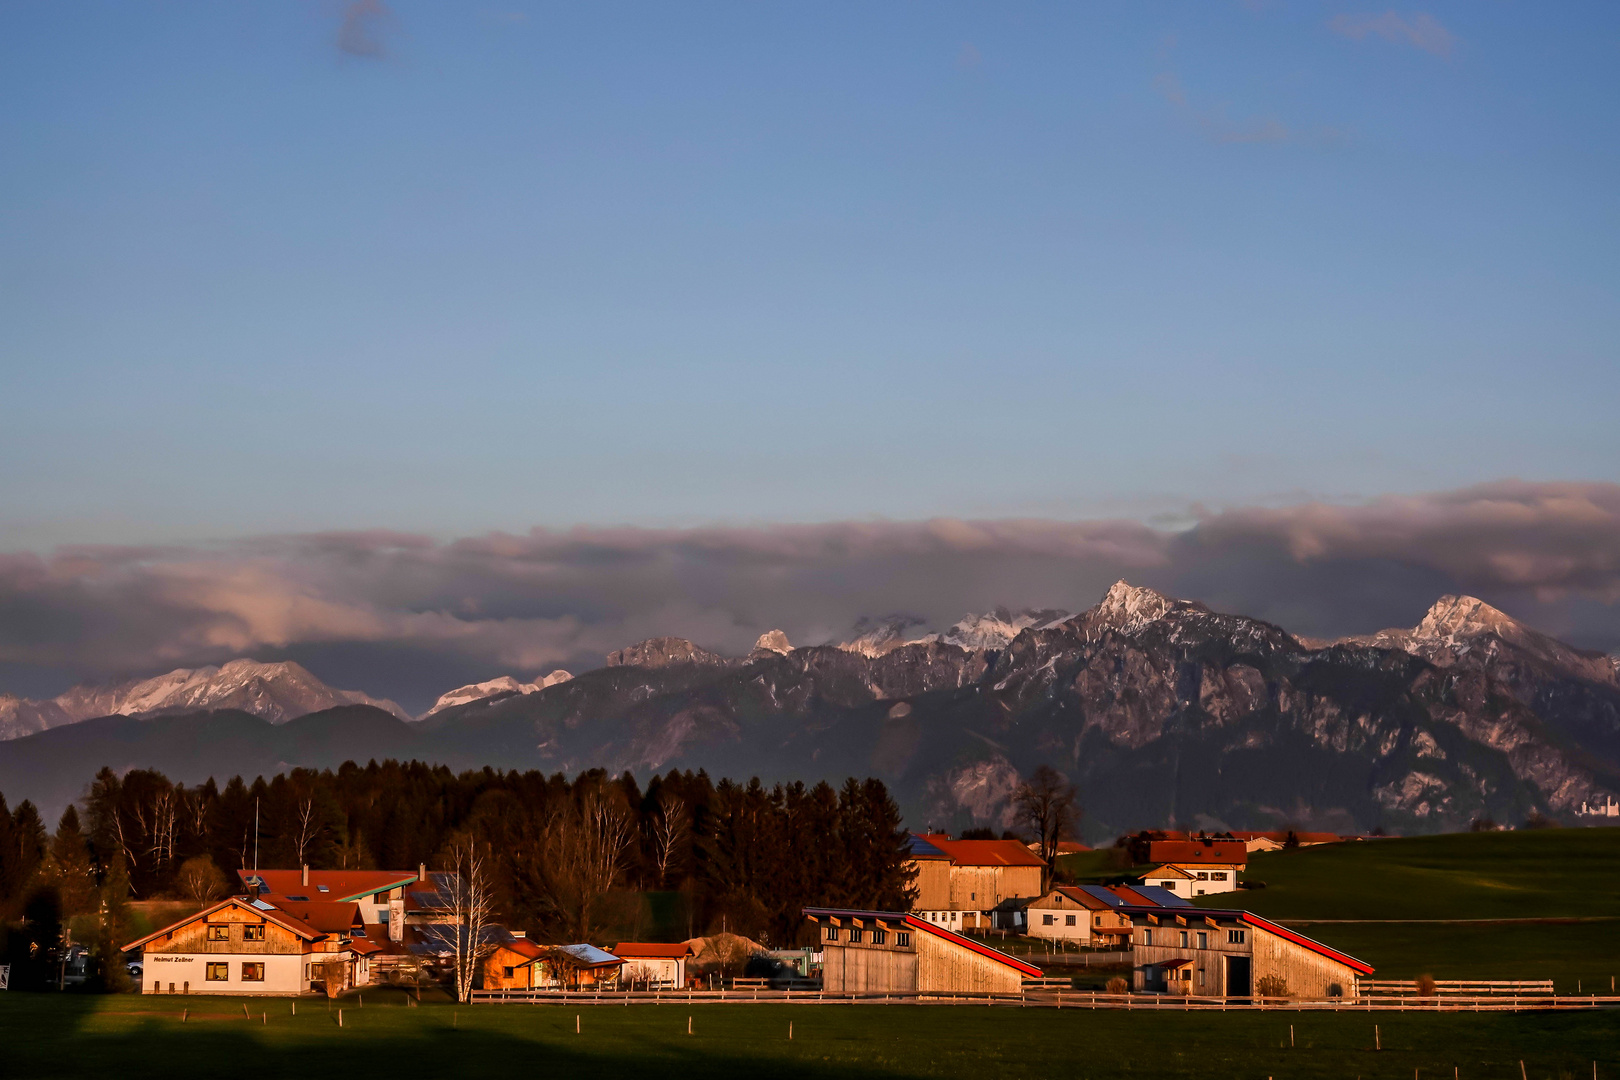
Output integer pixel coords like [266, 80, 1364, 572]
[142, 953, 307, 995]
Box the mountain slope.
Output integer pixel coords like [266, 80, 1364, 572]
[3, 585, 1616, 839]
[0, 659, 410, 739]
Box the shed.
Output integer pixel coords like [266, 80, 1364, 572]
[1127, 906, 1372, 999]
[612, 942, 693, 988]
[805, 907, 1042, 994]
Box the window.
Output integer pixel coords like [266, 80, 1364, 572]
[872, 930, 886, 945]
[1197, 872, 1209, 881]
[503, 966, 515, 979]
[1228, 930, 1246, 944]
[849, 928, 864, 943]
[206, 924, 229, 941]
[1095, 916, 1103, 926]
[970, 893, 976, 901]
[1211, 872, 1227, 881]
[824, 926, 839, 941]
[1143, 929, 1153, 946]
[1196, 969, 1204, 986]
[1065, 915, 1076, 927]
[243, 924, 265, 942]
[206, 963, 229, 982]
[895, 933, 910, 948]
[1179, 930, 1189, 948]
[241, 963, 265, 982]
[1161, 881, 1176, 892]
[1197, 932, 1207, 949]
[1042, 914, 1055, 926]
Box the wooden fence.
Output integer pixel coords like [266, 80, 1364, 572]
[468, 987, 1620, 1012]
[1359, 979, 1555, 995]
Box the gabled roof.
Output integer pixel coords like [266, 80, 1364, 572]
[238, 869, 420, 903]
[1120, 905, 1374, 975]
[265, 900, 365, 935]
[803, 907, 1044, 978]
[613, 943, 694, 960]
[1127, 885, 1193, 907]
[913, 835, 1045, 868]
[1147, 840, 1247, 865]
[122, 896, 328, 952]
[553, 943, 624, 969]
[494, 936, 547, 963]
[1142, 864, 1196, 879]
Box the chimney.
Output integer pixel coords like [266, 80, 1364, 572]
[418, 862, 426, 882]
[301, 864, 309, 887]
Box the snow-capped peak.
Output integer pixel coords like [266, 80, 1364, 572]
[1087, 580, 1180, 631]
[940, 608, 1070, 650]
[751, 630, 793, 655]
[423, 670, 572, 718]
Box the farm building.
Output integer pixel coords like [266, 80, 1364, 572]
[613, 942, 693, 988]
[543, 944, 625, 989]
[906, 834, 1046, 931]
[123, 895, 376, 996]
[1127, 906, 1373, 998]
[805, 907, 1042, 994]
[1025, 885, 1135, 945]
[1143, 839, 1246, 896]
[1228, 830, 1347, 851]
[481, 933, 547, 990]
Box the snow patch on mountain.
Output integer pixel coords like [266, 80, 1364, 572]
[0, 659, 410, 739]
[939, 608, 1070, 650]
[423, 670, 572, 718]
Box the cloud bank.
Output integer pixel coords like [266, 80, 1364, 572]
[2, 481, 1617, 712]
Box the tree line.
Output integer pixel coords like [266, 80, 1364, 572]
[0, 760, 917, 990]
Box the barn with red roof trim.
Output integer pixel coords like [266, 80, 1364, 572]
[1122, 904, 1373, 999]
[804, 907, 1041, 994]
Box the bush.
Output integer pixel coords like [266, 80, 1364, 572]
[1415, 973, 1437, 997]
[1255, 975, 1290, 999]
[1105, 976, 1128, 995]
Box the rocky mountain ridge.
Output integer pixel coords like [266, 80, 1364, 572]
[3, 583, 1617, 840]
[0, 659, 409, 739]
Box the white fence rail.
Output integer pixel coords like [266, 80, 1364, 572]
[1359, 979, 1555, 995]
[467, 987, 1620, 1012]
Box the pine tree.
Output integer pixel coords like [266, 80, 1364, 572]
[49, 806, 96, 914]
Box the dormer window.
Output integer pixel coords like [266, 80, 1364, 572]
[317, 885, 329, 893]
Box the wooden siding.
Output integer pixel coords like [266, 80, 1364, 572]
[907, 860, 1042, 914]
[144, 908, 312, 957]
[1132, 918, 1361, 998]
[821, 942, 919, 992]
[911, 860, 952, 910]
[482, 945, 538, 990]
[914, 930, 1024, 994]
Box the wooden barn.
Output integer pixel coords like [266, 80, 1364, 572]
[906, 834, 1046, 931]
[804, 907, 1042, 994]
[481, 933, 547, 990]
[1127, 906, 1372, 999]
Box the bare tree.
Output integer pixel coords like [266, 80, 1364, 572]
[147, 789, 178, 870]
[433, 836, 497, 1003]
[1014, 765, 1079, 890]
[176, 855, 229, 908]
[534, 788, 633, 941]
[293, 795, 321, 866]
[650, 792, 689, 888]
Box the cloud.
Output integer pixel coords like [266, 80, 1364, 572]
[1329, 11, 1455, 58]
[337, 0, 394, 58]
[2, 482, 1618, 711]
[1154, 53, 1292, 145]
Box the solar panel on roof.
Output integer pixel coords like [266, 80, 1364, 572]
[249, 898, 276, 911]
[286, 895, 309, 902]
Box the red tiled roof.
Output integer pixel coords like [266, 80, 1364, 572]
[266, 900, 364, 935]
[613, 943, 693, 959]
[1148, 840, 1247, 865]
[238, 869, 420, 902]
[918, 835, 1046, 868]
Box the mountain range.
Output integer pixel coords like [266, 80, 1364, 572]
[1, 582, 1617, 840]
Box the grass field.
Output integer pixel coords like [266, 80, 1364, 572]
[1198, 828, 1620, 989]
[0, 991, 1614, 1080]
[1053, 828, 1620, 990]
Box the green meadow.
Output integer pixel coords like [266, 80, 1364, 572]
[1188, 828, 1620, 989]
[0, 992, 1614, 1080]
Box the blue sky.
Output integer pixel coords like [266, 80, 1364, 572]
[2, 2, 1617, 549]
